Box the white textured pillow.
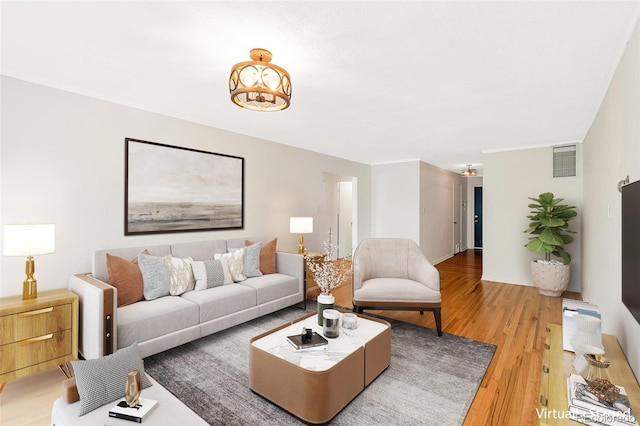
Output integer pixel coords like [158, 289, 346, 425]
[192, 259, 229, 290]
[230, 242, 262, 278]
[166, 256, 195, 295]
[215, 248, 246, 282]
[71, 343, 152, 416]
[138, 254, 171, 300]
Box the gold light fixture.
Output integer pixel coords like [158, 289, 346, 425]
[229, 48, 292, 112]
[290, 217, 313, 254]
[3, 223, 55, 299]
[461, 164, 477, 177]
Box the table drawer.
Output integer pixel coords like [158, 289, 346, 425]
[1, 329, 72, 374]
[0, 304, 72, 345]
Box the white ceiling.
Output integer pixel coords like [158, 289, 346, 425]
[2, 1, 639, 175]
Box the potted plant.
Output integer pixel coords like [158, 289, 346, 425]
[524, 192, 577, 296]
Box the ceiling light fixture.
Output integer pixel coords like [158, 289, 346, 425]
[229, 48, 292, 112]
[461, 164, 477, 177]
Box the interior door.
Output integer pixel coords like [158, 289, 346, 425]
[474, 186, 483, 248]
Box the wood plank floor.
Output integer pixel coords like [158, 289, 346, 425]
[0, 249, 579, 425]
[328, 249, 581, 425]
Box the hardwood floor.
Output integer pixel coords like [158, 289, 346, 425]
[0, 250, 579, 425]
[329, 249, 581, 425]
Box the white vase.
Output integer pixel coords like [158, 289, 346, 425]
[317, 293, 335, 326]
[570, 314, 604, 373]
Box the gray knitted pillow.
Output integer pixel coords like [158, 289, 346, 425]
[71, 343, 152, 416]
[138, 253, 171, 300]
[192, 259, 226, 290]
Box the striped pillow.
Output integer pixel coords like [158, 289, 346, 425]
[192, 259, 228, 290]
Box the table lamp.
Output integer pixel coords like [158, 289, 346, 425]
[290, 217, 313, 254]
[3, 223, 55, 299]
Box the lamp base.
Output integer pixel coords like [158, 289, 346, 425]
[23, 278, 37, 300]
[22, 256, 38, 300]
[297, 235, 305, 254]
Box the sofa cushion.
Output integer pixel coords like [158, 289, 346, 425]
[71, 343, 151, 416]
[181, 284, 256, 323]
[117, 296, 199, 350]
[354, 278, 442, 303]
[236, 273, 299, 305]
[93, 245, 171, 284]
[230, 241, 262, 278]
[106, 252, 146, 307]
[170, 240, 227, 261]
[247, 238, 277, 274]
[215, 248, 246, 282]
[192, 259, 228, 290]
[167, 256, 195, 295]
[138, 254, 171, 300]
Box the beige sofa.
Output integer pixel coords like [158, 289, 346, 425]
[68, 237, 304, 359]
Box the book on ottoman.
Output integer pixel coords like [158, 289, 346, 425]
[109, 398, 158, 423]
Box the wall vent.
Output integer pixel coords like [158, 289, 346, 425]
[553, 145, 577, 178]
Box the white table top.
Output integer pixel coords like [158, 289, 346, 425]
[251, 314, 389, 372]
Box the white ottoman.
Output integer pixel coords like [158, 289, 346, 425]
[51, 376, 207, 426]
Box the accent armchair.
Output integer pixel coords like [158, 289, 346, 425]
[352, 238, 442, 336]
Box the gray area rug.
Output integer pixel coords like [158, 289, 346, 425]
[144, 303, 495, 425]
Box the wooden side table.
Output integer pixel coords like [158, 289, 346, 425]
[0, 288, 78, 392]
[539, 323, 640, 424]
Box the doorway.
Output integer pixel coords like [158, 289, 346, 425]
[474, 186, 483, 248]
[323, 173, 356, 259]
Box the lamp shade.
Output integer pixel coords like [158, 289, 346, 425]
[3, 223, 55, 256]
[290, 217, 313, 234]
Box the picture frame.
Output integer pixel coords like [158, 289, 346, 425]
[125, 138, 244, 235]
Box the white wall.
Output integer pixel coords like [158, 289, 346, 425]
[370, 160, 465, 264]
[482, 146, 583, 292]
[371, 161, 420, 243]
[0, 76, 371, 297]
[419, 161, 465, 264]
[582, 16, 640, 378]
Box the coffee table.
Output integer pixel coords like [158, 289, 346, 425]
[249, 311, 391, 424]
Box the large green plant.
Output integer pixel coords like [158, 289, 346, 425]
[524, 192, 577, 264]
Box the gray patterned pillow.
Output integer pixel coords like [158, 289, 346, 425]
[192, 259, 227, 290]
[138, 254, 171, 300]
[71, 343, 152, 416]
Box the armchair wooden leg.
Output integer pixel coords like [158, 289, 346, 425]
[434, 308, 442, 337]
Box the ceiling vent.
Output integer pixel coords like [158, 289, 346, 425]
[553, 145, 577, 178]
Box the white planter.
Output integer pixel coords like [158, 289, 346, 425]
[531, 260, 570, 297]
[317, 293, 335, 326]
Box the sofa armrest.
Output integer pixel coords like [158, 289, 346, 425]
[68, 273, 117, 359]
[275, 252, 304, 301]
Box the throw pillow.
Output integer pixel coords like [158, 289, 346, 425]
[192, 259, 228, 290]
[215, 248, 246, 282]
[138, 254, 171, 300]
[166, 256, 195, 295]
[247, 238, 277, 274]
[105, 250, 148, 307]
[229, 242, 262, 278]
[71, 342, 152, 416]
